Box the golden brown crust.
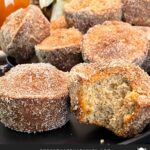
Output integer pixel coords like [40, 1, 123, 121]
[122, 0, 150, 26]
[0, 63, 69, 133]
[82, 21, 149, 66]
[69, 63, 150, 137]
[64, 0, 122, 33]
[35, 28, 83, 71]
[0, 5, 50, 63]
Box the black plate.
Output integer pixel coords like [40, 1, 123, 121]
[0, 115, 149, 144]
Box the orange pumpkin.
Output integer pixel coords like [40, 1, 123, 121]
[0, 0, 29, 26]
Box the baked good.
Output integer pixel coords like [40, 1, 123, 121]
[122, 0, 150, 26]
[69, 62, 150, 137]
[0, 5, 50, 64]
[64, 0, 122, 33]
[0, 63, 69, 133]
[50, 16, 68, 30]
[135, 26, 150, 72]
[35, 27, 83, 71]
[135, 26, 150, 42]
[82, 21, 149, 66]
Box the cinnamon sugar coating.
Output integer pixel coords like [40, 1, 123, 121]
[0, 63, 69, 133]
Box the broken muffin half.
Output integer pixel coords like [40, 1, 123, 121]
[69, 62, 150, 137]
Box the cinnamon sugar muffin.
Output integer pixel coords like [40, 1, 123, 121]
[82, 21, 149, 66]
[69, 62, 150, 137]
[35, 28, 83, 71]
[0, 5, 50, 63]
[64, 0, 122, 33]
[122, 0, 150, 26]
[0, 63, 69, 133]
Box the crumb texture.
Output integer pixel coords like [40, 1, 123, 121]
[69, 63, 150, 137]
[81, 74, 134, 130]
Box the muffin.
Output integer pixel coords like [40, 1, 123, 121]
[35, 27, 83, 71]
[122, 0, 150, 26]
[0, 63, 69, 133]
[64, 0, 122, 33]
[0, 5, 50, 64]
[69, 62, 150, 137]
[82, 21, 149, 67]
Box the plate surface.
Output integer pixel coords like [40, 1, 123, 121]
[0, 115, 149, 144]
